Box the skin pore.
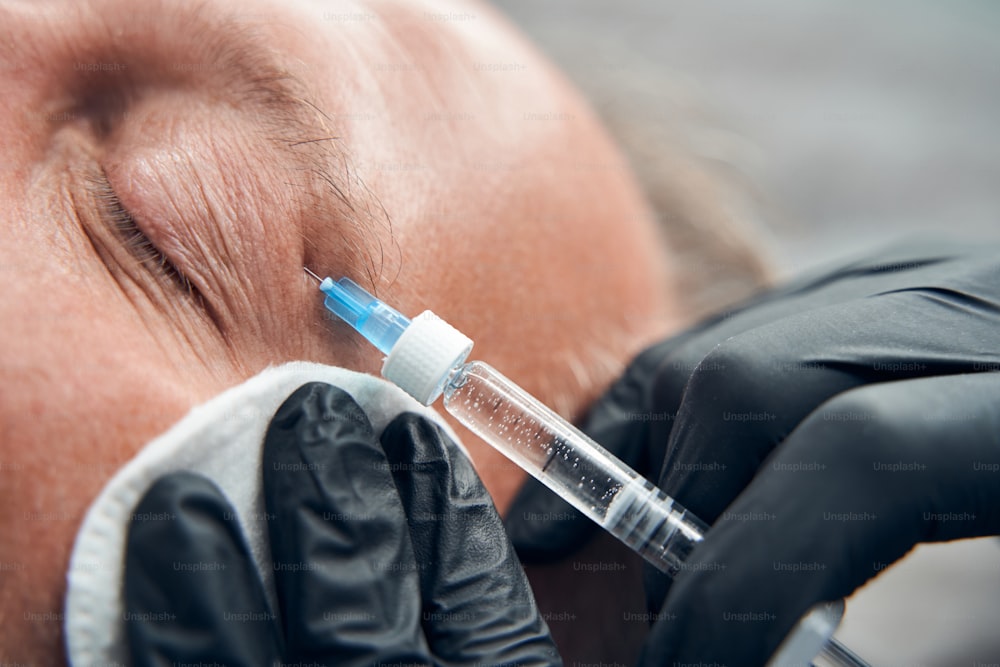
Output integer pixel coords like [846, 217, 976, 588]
[0, 0, 681, 662]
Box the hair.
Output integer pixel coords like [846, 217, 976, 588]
[600, 92, 776, 319]
[523, 32, 775, 320]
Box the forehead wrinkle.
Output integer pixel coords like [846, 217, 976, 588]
[88, 1, 396, 290]
[205, 29, 399, 293]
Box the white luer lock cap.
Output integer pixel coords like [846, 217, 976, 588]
[381, 311, 473, 405]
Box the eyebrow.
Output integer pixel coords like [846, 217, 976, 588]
[131, 5, 397, 289]
[237, 48, 397, 291]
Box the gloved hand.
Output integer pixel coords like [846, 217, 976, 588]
[506, 242, 1000, 665]
[125, 382, 561, 666]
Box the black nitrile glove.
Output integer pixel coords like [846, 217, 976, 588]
[506, 242, 1000, 665]
[125, 382, 561, 667]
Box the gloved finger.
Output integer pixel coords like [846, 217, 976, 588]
[658, 275, 1000, 528]
[124, 472, 282, 667]
[642, 373, 1000, 666]
[645, 242, 974, 461]
[505, 243, 976, 563]
[643, 280, 1000, 610]
[381, 412, 562, 666]
[262, 383, 432, 666]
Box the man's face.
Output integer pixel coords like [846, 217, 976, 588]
[0, 0, 677, 660]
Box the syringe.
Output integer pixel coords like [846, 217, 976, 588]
[306, 271, 868, 667]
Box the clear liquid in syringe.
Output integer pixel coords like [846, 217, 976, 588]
[444, 361, 704, 575]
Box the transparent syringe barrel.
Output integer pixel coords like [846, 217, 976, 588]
[442, 360, 706, 576]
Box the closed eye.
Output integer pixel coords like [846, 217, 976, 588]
[87, 168, 197, 295]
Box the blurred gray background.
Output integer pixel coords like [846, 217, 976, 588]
[492, 0, 1000, 275]
[491, 0, 1000, 664]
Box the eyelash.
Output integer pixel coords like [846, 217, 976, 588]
[89, 170, 195, 293]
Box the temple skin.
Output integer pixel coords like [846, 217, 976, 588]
[0, 0, 682, 662]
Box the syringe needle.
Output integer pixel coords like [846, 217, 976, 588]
[303, 266, 322, 284]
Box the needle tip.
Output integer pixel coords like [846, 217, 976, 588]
[303, 267, 322, 284]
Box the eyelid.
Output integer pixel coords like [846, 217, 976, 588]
[86, 168, 195, 293]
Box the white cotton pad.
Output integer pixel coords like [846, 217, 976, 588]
[64, 361, 466, 666]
